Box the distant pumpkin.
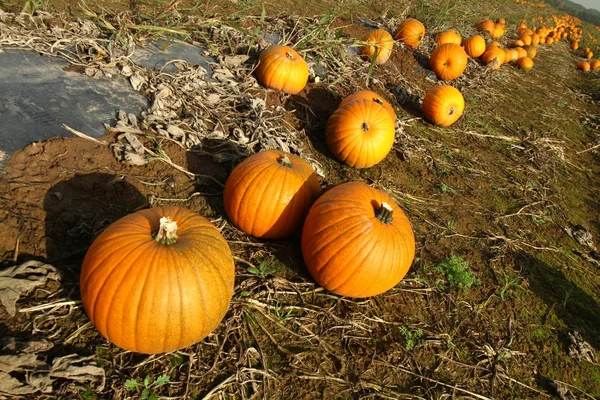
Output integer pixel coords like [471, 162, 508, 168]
[394, 18, 426, 49]
[436, 30, 462, 46]
[517, 57, 534, 71]
[462, 35, 486, 58]
[429, 43, 468, 81]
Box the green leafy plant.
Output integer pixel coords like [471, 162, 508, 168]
[247, 256, 280, 278]
[124, 374, 170, 400]
[399, 325, 425, 351]
[436, 256, 480, 292]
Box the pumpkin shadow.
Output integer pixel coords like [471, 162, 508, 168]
[514, 250, 600, 351]
[43, 173, 148, 281]
[289, 85, 341, 158]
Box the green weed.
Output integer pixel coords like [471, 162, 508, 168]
[247, 256, 281, 278]
[125, 375, 170, 400]
[436, 256, 480, 292]
[399, 325, 425, 351]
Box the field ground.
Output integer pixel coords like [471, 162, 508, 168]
[1, 0, 600, 398]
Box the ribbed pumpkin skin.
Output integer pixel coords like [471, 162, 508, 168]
[436, 30, 462, 46]
[80, 206, 235, 354]
[360, 29, 394, 65]
[326, 99, 396, 168]
[480, 47, 505, 70]
[429, 43, 468, 81]
[339, 90, 396, 119]
[422, 85, 465, 127]
[301, 182, 416, 298]
[223, 150, 320, 239]
[517, 57, 534, 70]
[462, 35, 486, 58]
[394, 18, 425, 49]
[255, 45, 308, 94]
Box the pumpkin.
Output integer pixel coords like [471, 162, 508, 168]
[491, 25, 505, 39]
[517, 57, 534, 70]
[301, 182, 415, 298]
[80, 206, 235, 354]
[255, 45, 308, 94]
[429, 43, 468, 81]
[422, 85, 465, 127]
[515, 47, 528, 59]
[360, 29, 394, 65]
[462, 35, 486, 58]
[476, 18, 496, 35]
[577, 61, 591, 72]
[486, 41, 502, 50]
[326, 99, 396, 168]
[519, 34, 532, 45]
[508, 40, 525, 48]
[394, 18, 425, 49]
[591, 60, 600, 70]
[504, 48, 519, 63]
[339, 90, 396, 119]
[496, 17, 506, 25]
[436, 29, 462, 46]
[223, 150, 320, 239]
[480, 47, 505, 70]
[523, 45, 537, 59]
[586, 51, 594, 60]
[531, 34, 541, 46]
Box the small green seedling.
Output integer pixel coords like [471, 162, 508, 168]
[124, 374, 170, 400]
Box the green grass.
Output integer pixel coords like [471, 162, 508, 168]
[436, 256, 481, 292]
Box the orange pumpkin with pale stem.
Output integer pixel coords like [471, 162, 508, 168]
[326, 99, 396, 168]
[422, 85, 465, 127]
[339, 90, 396, 119]
[301, 182, 416, 298]
[360, 29, 394, 65]
[436, 30, 462, 46]
[223, 150, 320, 239]
[255, 45, 308, 94]
[80, 206, 235, 354]
[462, 35, 486, 58]
[429, 43, 468, 81]
[517, 57, 534, 70]
[480, 47, 506, 70]
[394, 18, 425, 49]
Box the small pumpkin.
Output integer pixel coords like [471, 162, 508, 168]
[394, 18, 426, 49]
[301, 182, 416, 298]
[326, 99, 396, 168]
[429, 43, 468, 81]
[422, 85, 465, 127]
[517, 57, 534, 71]
[491, 25, 505, 39]
[486, 41, 502, 50]
[531, 34, 541, 46]
[480, 47, 506, 70]
[591, 60, 600, 70]
[255, 45, 308, 94]
[436, 29, 462, 46]
[519, 34, 532, 45]
[80, 206, 235, 354]
[576, 61, 591, 72]
[224, 150, 320, 239]
[476, 18, 496, 35]
[462, 35, 486, 58]
[586, 51, 594, 60]
[508, 40, 525, 48]
[339, 90, 396, 119]
[523, 45, 537, 59]
[515, 47, 528, 59]
[360, 29, 394, 65]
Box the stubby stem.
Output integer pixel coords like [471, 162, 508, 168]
[361, 122, 370, 132]
[277, 155, 293, 167]
[286, 51, 294, 59]
[376, 202, 394, 224]
[154, 216, 178, 245]
[448, 106, 455, 116]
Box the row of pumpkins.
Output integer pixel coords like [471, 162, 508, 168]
[78, 14, 594, 355]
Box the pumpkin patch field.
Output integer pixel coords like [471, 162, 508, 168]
[1, 0, 600, 398]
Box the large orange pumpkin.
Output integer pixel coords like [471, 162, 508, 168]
[339, 90, 396, 119]
[422, 85, 465, 127]
[301, 182, 415, 298]
[223, 150, 320, 239]
[429, 43, 468, 81]
[80, 206, 235, 354]
[462, 35, 486, 58]
[255, 45, 308, 94]
[326, 99, 396, 168]
[394, 18, 425, 49]
[436, 29, 462, 46]
[360, 29, 394, 65]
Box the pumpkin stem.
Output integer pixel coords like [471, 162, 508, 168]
[277, 155, 293, 167]
[361, 122, 370, 132]
[376, 202, 394, 224]
[286, 51, 294, 59]
[449, 106, 455, 116]
[374, 97, 384, 105]
[154, 216, 178, 245]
